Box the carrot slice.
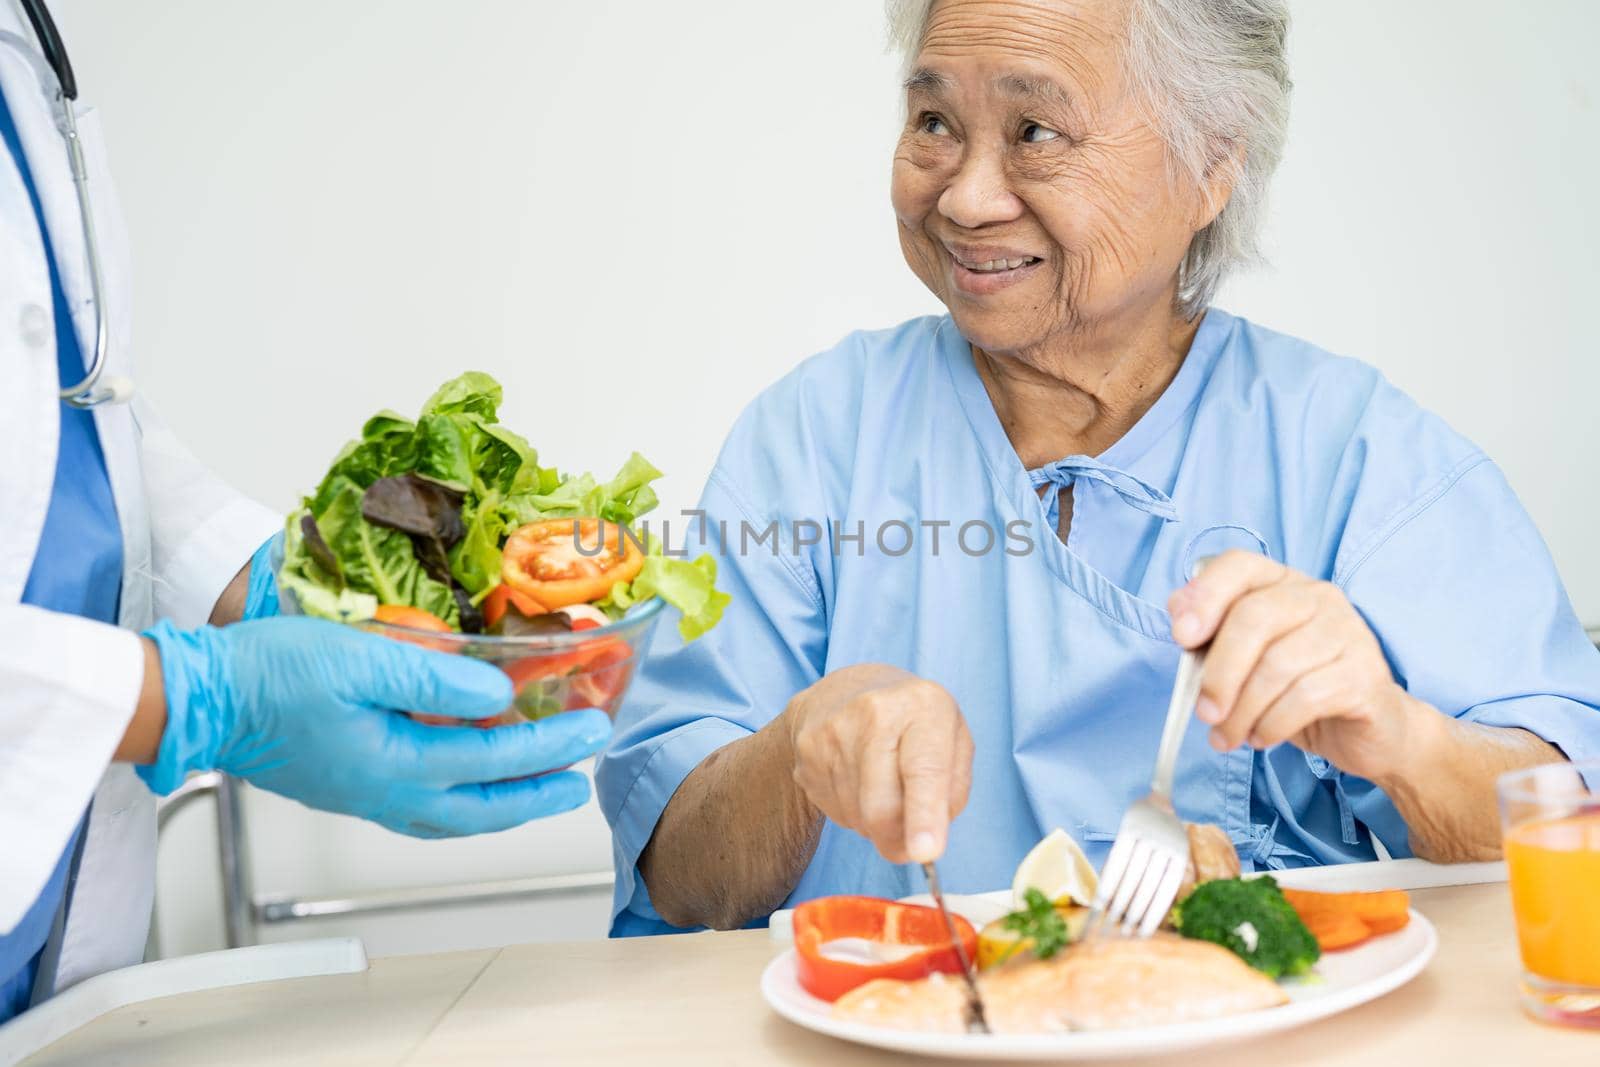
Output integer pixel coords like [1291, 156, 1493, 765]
[1301, 908, 1372, 951]
[1361, 911, 1411, 935]
[1280, 895, 1408, 927]
[1282, 887, 1412, 951]
[1283, 888, 1410, 924]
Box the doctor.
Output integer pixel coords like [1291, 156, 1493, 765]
[0, 0, 611, 1021]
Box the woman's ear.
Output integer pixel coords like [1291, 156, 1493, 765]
[1191, 139, 1247, 233]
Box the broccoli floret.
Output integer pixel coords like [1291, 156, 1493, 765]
[1171, 876, 1320, 978]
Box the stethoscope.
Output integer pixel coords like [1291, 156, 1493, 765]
[18, 0, 130, 407]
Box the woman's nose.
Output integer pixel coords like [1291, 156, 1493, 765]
[937, 149, 1024, 230]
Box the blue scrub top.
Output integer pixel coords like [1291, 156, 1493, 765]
[0, 85, 124, 1021]
[597, 311, 1600, 936]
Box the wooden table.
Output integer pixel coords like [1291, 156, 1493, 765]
[21, 882, 1598, 1066]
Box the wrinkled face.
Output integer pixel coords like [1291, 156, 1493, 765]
[891, 0, 1217, 354]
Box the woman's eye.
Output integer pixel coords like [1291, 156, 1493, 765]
[919, 112, 949, 135]
[1021, 122, 1061, 144]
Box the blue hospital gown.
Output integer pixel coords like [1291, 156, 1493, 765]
[597, 309, 1600, 936]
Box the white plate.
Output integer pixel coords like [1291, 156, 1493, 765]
[762, 910, 1437, 1061]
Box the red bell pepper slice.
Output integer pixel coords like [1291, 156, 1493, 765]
[481, 582, 547, 629]
[792, 895, 979, 1002]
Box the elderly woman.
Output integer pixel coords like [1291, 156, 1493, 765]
[596, 0, 1600, 934]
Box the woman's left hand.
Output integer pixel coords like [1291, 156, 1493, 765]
[1167, 550, 1423, 782]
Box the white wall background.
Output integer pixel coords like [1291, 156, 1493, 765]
[50, 0, 1599, 958]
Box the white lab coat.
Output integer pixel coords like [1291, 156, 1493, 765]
[0, 4, 277, 994]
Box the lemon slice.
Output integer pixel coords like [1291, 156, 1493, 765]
[1012, 828, 1098, 909]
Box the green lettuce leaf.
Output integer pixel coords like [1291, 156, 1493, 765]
[280, 371, 724, 637]
[450, 490, 512, 597]
[278, 568, 380, 624]
[317, 476, 459, 624]
[599, 452, 662, 525]
[506, 451, 663, 527]
[477, 422, 547, 496]
[415, 372, 554, 499]
[605, 551, 729, 642]
[421, 371, 503, 420]
[506, 472, 593, 524]
[310, 410, 418, 514]
[291, 375, 517, 623]
[277, 509, 378, 624]
[414, 413, 474, 489]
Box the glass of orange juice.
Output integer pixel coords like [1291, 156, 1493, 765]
[1499, 761, 1600, 1028]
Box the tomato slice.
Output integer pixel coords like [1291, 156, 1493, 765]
[569, 641, 634, 710]
[505, 636, 627, 686]
[501, 518, 643, 611]
[792, 896, 979, 1002]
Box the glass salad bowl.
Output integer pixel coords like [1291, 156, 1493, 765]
[272, 545, 665, 726]
[361, 597, 665, 726]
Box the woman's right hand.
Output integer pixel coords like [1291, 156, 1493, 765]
[784, 664, 974, 864]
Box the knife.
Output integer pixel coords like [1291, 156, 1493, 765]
[921, 861, 990, 1034]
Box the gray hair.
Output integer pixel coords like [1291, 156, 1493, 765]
[885, 0, 1291, 316]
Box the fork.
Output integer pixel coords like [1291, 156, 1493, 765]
[1083, 644, 1206, 939]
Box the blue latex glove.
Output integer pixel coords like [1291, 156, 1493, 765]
[139, 617, 611, 837]
[242, 532, 281, 620]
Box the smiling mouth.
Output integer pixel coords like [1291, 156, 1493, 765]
[951, 254, 1041, 273]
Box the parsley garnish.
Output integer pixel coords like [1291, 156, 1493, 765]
[999, 887, 1072, 961]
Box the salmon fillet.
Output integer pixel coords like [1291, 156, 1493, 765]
[832, 932, 1286, 1034]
